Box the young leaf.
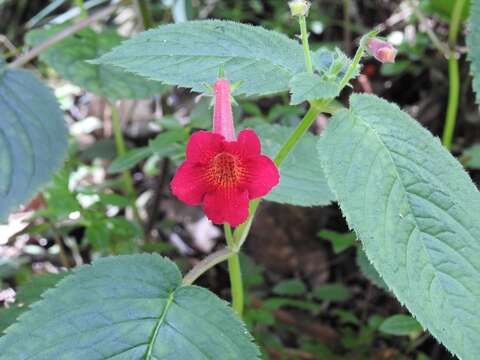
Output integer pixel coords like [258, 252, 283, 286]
[289, 73, 340, 105]
[379, 314, 423, 336]
[94, 20, 307, 97]
[312, 283, 351, 302]
[107, 147, 152, 174]
[272, 279, 307, 296]
[289, 48, 354, 105]
[462, 143, 480, 169]
[318, 229, 356, 254]
[467, 0, 480, 105]
[0, 254, 260, 359]
[318, 93, 480, 359]
[244, 121, 335, 206]
[0, 65, 68, 222]
[26, 26, 168, 100]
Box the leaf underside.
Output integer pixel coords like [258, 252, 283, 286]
[26, 25, 168, 100]
[318, 93, 480, 359]
[467, 0, 480, 105]
[0, 254, 260, 360]
[244, 121, 335, 206]
[0, 67, 68, 222]
[94, 20, 307, 97]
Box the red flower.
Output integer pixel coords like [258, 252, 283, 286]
[170, 79, 279, 226]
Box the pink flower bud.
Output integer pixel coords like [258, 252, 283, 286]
[367, 38, 397, 63]
[213, 79, 235, 142]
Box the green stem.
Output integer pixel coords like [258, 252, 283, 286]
[442, 0, 466, 149]
[448, 0, 467, 47]
[339, 40, 365, 90]
[274, 104, 322, 166]
[134, 0, 154, 29]
[442, 55, 460, 149]
[109, 101, 143, 227]
[299, 15, 313, 74]
[224, 224, 244, 316]
[182, 247, 234, 285]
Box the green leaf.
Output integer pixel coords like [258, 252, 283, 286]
[26, 25, 168, 100]
[317, 93, 480, 359]
[467, 0, 480, 105]
[0, 272, 67, 334]
[272, 279, 307, 296]
[289, 48, 355, 105]
[379, 314, 423, 336]
[244, 121, 335, 206]
[0, 66, 68, 222]
[84, 221, 110, 251]
[94, 20, 307, 97]
[148, 129, 189, 153]
[462, 143, 480, 169]
[289, 72, 339, 105]
[318, 229, 356, 254]
[108, 147, 152, 174]
[312, 283, 351, 301]
[0, 254, 261, 359]
[356, 247, 388, 290]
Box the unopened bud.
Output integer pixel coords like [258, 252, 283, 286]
[288, 0, 311, 17]
[367, 38, 397, 63]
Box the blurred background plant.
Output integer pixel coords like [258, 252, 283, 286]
[1, 0, 479, 359]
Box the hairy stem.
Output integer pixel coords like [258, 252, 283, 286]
[224, 224, 244, 316]
[299, 15, 313, 74]
[182, 247, 234, 286]
[9, 3, 120, 68]
[109, 101, 143, 228]
[274, 104, 322, 165]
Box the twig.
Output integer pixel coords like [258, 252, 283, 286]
[9, 2, 120, 68]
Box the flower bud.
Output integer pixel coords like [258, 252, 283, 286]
[288, 0, 311, 17]
[367, 38, 397, 63]
[213, 79, 235, 142]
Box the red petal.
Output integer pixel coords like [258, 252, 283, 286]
[203, 188, 249, 226]
[186, 131, 224, 164]
[224, 129, 261, 158]
[243, 155, 280, 199]
[170, 161, 209, 205]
